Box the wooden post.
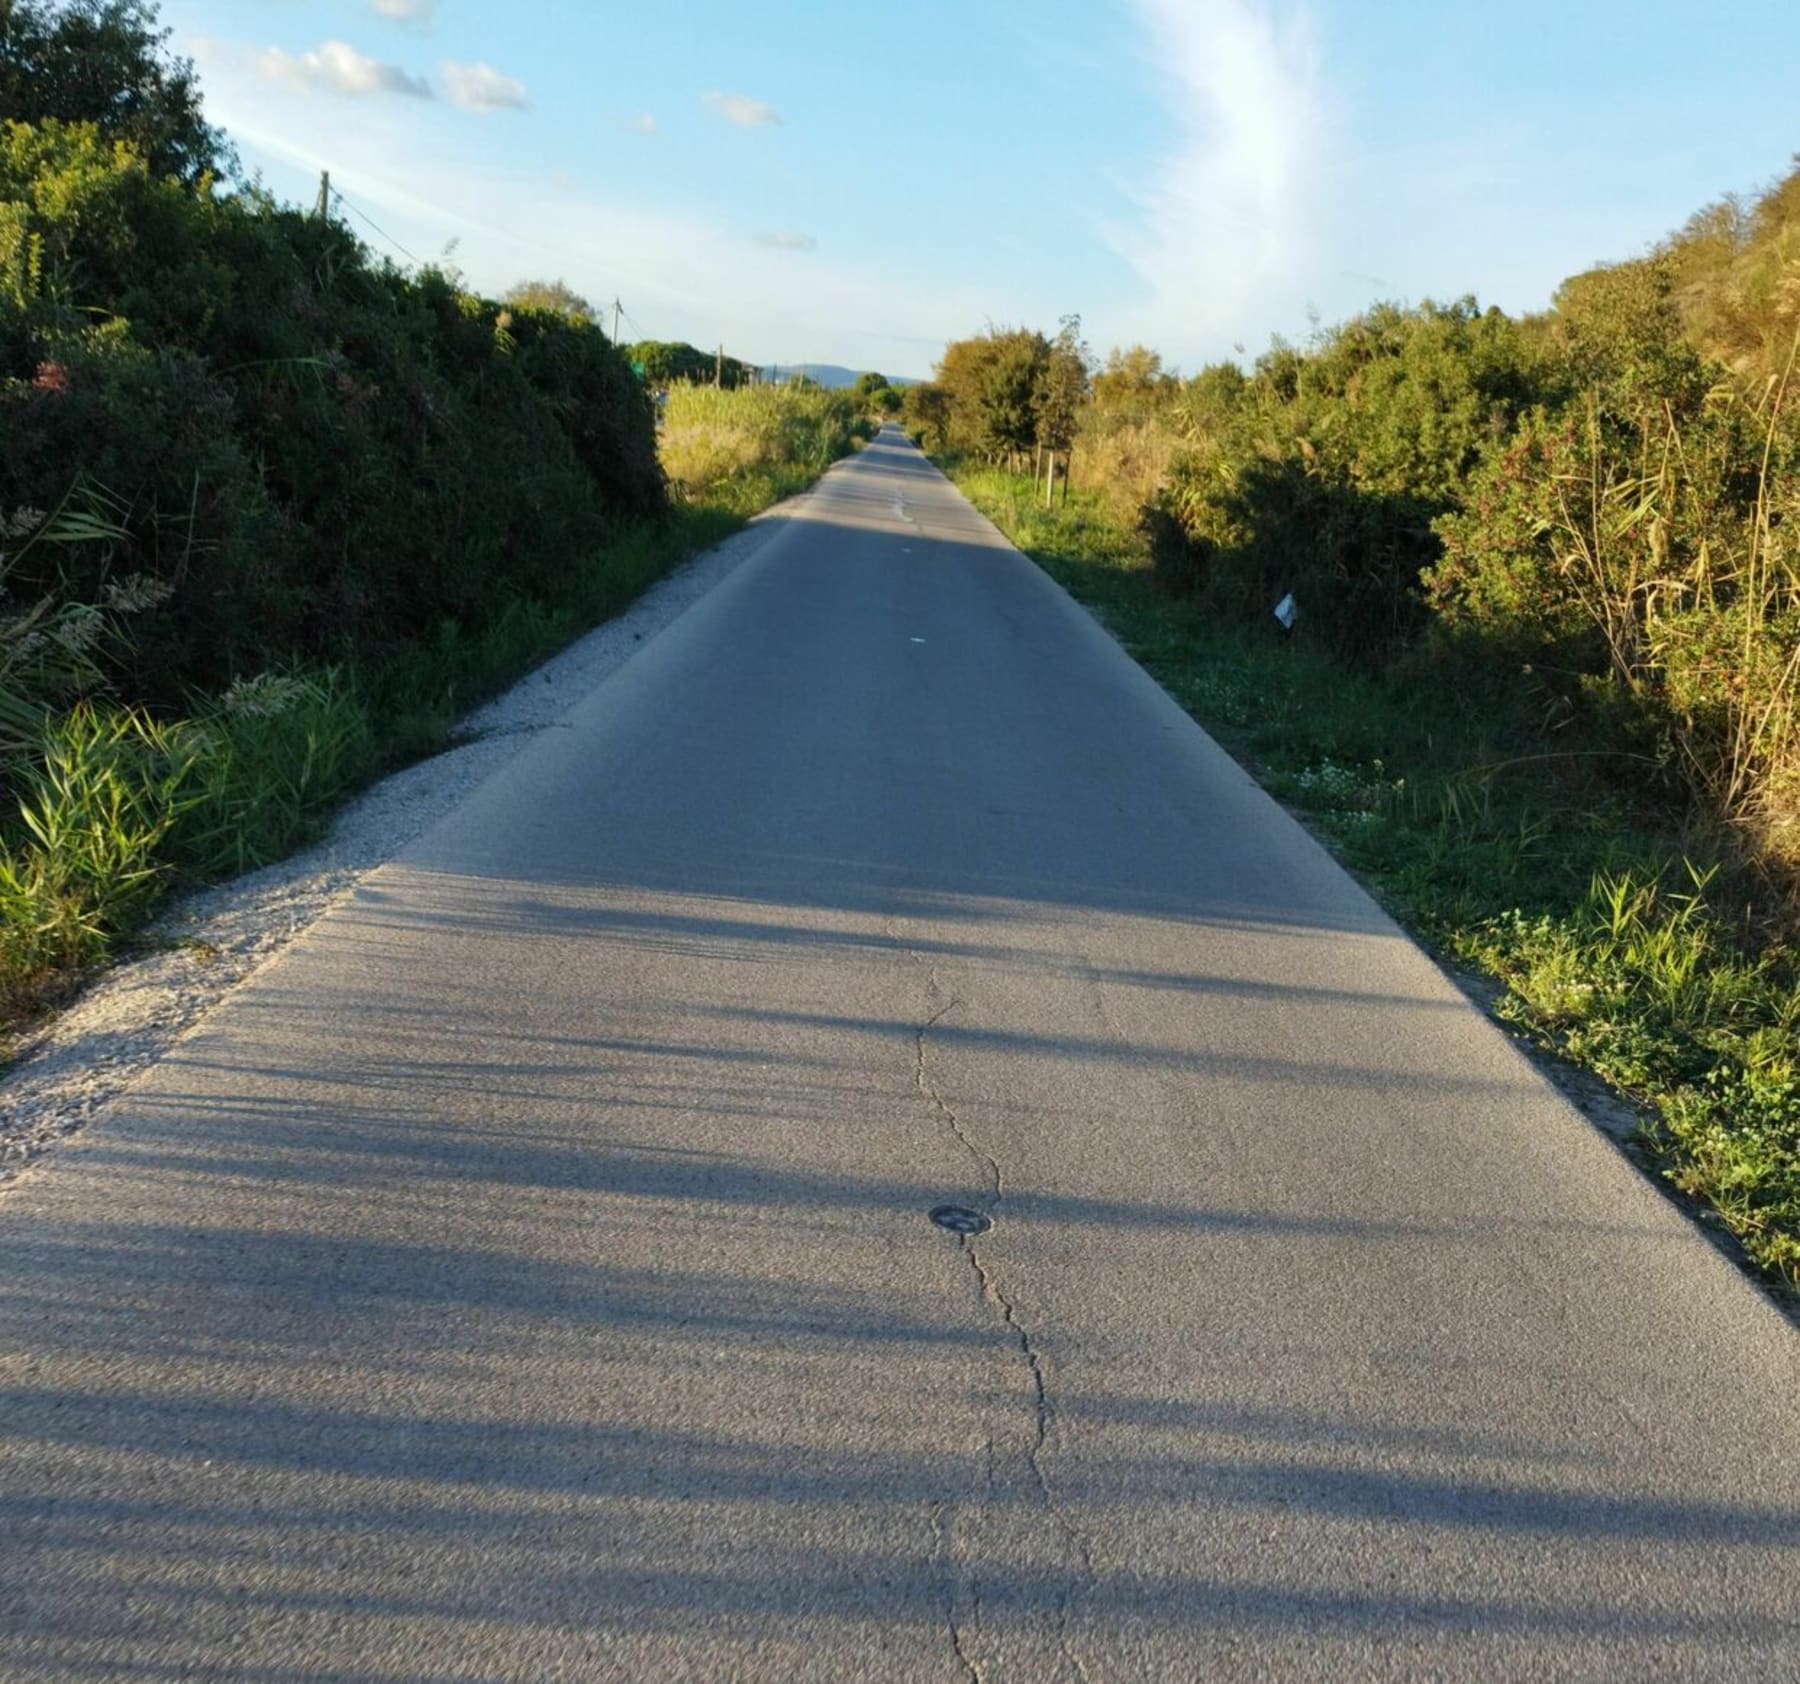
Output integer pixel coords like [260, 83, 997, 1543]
[314, 170, 331, 220]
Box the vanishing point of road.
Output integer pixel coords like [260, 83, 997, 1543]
[2, 427, 1796, 1680]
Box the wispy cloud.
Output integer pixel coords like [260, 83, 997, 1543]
[1108, 0, 1327, 360]
[755, 230, 816, 252]
[257, 41, 431, 100]
[187, 44, 976, 372]
[622, 112, 657, 136]
[702, 91, 782, 129]
[443, 60, 530, 112]
[370, 0, 435, 27]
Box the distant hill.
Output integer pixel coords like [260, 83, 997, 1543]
[762, 364, 921, 390]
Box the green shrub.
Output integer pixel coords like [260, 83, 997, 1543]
[1151, 299, 1549, 658]
[0, 702, 200, 1001]
[0, 117, 664, 701]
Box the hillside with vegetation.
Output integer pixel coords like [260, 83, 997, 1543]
[908, 166, 1800, 1291]
[0, 0, 861, 1042]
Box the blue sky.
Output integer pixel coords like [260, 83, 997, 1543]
[169, 1, 1800, 380]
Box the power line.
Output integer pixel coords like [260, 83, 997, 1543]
[329, 186, 424, 269]
[315, 173, 938, 362]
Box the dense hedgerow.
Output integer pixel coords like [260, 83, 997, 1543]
[0, 3, 863, 1033]
[0, 119, 664, 701]
[0, 103, 672, 1024]
[922, 163, 1800, 1288]
[925, 157, 1800, 884]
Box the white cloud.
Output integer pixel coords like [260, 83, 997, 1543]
[755, 230, 816, 252]
[443, 60, 530, 112]
[370, 0, 436, 26]
[1108, 0, 1327, 361]
[702, 91, 782, 129]
[623, 112, 657, 136]
[257, 40, 432, 99]
[186, 44, 977, 374]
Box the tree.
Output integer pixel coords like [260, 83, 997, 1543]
[627, 340, 753, 388]
[934, 328, 1049, 464]
[1093, 344, 1172, 412]
[1035, 316, 1089, 452]
[851, 369, 903, 416]
[933, 335, 996, 449]
[1034, 315, 1090, 504]
[0, 0, 229, 183]
[901, 380, 950, 448]
[504, 278, 594, 320]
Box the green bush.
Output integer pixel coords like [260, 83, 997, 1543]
[1153, 299, 1549, 658]
[0, 117, 665, 702]
[0, 13, 694, 1032]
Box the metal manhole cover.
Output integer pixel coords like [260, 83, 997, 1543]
[929, 1204, 992, 1237]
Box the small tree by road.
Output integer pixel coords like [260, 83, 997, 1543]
[1035, 315, 1091, 503]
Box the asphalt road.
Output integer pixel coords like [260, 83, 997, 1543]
[2, 426, 1796, 1681]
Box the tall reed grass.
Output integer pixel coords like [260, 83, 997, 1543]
[659, 384, 864, 510]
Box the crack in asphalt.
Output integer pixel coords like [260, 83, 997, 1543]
[914, 972, 1095, 1684]
[934, 1499, 982, 1683]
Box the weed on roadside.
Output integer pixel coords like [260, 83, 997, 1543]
[950, 459, 1800, 1292]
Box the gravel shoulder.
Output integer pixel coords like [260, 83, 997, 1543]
[0, 505, 795, 1187]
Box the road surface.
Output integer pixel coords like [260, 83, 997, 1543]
[2, 427, 1796, 1680]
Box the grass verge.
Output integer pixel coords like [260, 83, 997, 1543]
[0, 463, 832, 1060]
[949, 460, 1800, 1296]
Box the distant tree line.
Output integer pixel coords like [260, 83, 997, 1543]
[627, 341, 756, 389]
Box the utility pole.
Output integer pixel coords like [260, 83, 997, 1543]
[716, 343, 723, 388]
[611, 297, 622, 345]
[314, 170, 331, 220]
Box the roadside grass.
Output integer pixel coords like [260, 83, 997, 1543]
[951, 460, 1800, 1294]
[659, 384, 868, 511]
[0, 432, 844, 1059]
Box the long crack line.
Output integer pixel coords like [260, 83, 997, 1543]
[934, 1500, 982, 1683]
[916, 976, 1095, 1684]
[915, 991, 1001, 1206]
